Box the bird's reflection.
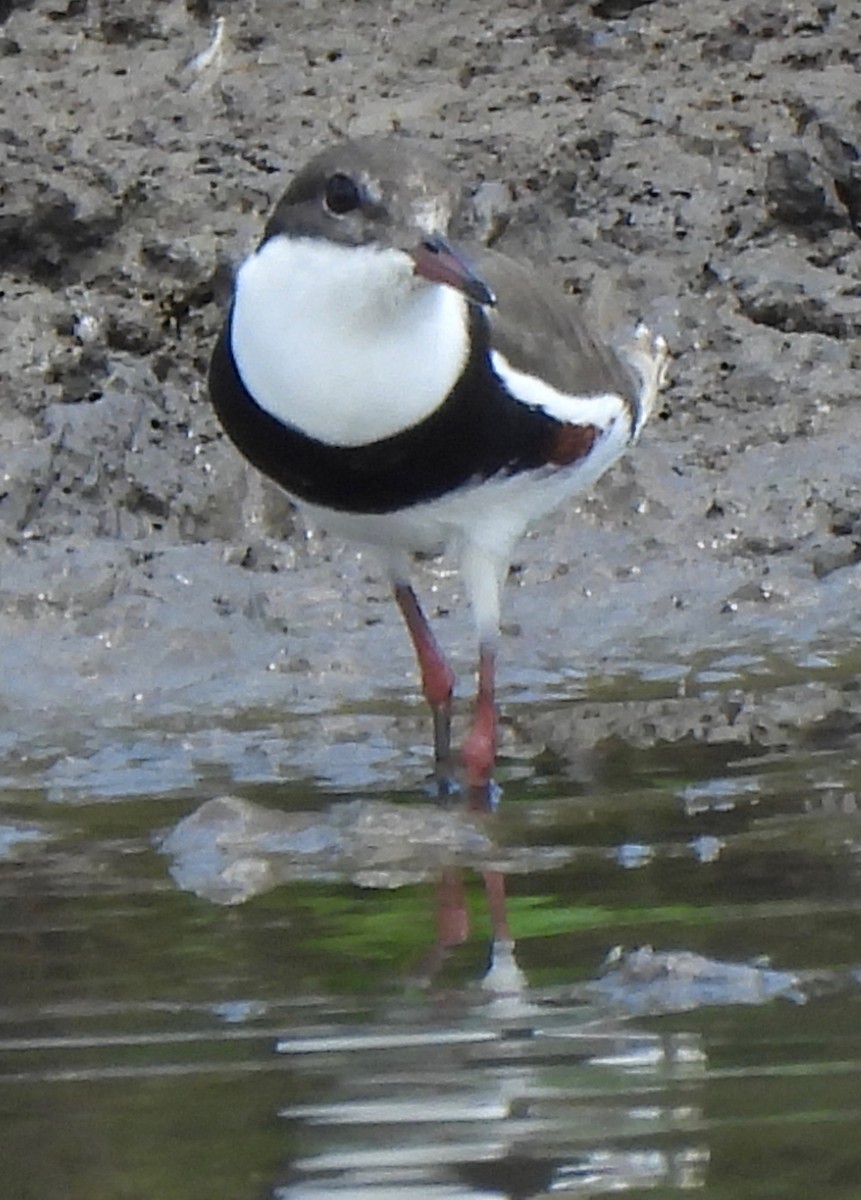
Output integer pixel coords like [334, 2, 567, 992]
[411, 782, 518, 997]
[160, 787, 720, 1198]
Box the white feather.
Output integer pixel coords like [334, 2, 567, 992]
[296, 343, 637, 633]
[490, 349, 630, 431]
[300, 402, 631, 638]
[230, 234, 470, 447]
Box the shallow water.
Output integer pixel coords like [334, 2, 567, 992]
[1, 670, 861, 1200]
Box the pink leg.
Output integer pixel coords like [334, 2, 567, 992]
[466, 782, 510, 940]
[393, 582, 456, 770]
[435, 867, 470, 949]
[462, 641, 497, 791]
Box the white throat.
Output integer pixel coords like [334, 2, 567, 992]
[230, 233, 471, 447]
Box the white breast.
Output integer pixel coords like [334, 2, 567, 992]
[230, 234, 471, 447]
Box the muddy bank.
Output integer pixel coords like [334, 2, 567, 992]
[2, 0, 861, 780]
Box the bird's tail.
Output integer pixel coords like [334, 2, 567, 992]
[619, 323, 670, 440]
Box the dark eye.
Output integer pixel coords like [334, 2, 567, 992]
[324, 173, 362, 215]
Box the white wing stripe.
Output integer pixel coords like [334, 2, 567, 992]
[489, 350, 630, 432]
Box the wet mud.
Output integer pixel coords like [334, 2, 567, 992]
[2, 0, 861, 775]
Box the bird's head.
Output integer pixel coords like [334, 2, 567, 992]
[263, 136, 495, 308]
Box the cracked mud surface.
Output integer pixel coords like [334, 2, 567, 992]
[2, 0, 861, 783]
